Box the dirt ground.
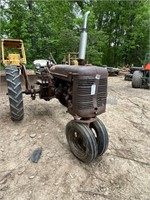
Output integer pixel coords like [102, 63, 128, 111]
[0, 76, 150, 200]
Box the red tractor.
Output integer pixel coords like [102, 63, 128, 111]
[1, 11, 109, 163]
[132, 53, 150, 89]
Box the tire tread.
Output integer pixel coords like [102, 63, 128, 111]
[132, 71, 143, 88]
[6, 66, 24, 121]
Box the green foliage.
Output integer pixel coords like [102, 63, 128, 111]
[0, 0, 149, 67]
[0, 65, 5, 71]
[92, 0, 149, 66]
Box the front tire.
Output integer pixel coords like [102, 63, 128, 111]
[66, 120, 98, 163]
[90, 118, 109, 157]
[5, 66, 24, 121]
[132, 71, 143, 88]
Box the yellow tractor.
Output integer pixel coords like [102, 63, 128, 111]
[1, 39, 26, 66]
[62, 52, 78, 65]
[1, 39, 27, 121]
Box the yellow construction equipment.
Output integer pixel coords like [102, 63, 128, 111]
[62, 52, 78, 65]
[1, 38, 26, 67]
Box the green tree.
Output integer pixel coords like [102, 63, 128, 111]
[1, 0, 149, 67]
[92, 0, 149, 66]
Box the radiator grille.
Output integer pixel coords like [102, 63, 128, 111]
[97, 78, 107, 107]
[76, 78, 107, 110]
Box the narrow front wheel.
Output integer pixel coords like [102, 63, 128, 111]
[66, 120, 98, 163]
[90, 118, 109, 157]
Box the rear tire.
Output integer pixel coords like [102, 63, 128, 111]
[5, 66, 24, 121]
[132, 71, 143, 88]
[90, 118, 109, 157]
[66, 120, 98, 163]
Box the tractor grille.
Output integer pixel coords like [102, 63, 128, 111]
[76, 78, 107, 110]
[97, 78, 107, 107]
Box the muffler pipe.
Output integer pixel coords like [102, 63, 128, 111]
[78, 11, 90, 65]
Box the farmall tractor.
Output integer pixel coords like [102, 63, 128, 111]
[1, 11, 109, 163]
[132, 53, 150, 89]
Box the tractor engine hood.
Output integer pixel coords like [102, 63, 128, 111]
[50, 64, 108, 82]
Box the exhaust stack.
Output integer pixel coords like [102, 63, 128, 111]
[78, 11, 90, 65]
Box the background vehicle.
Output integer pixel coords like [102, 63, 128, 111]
[62, 52, 78, 65]
[1, 38, 27, 121]
[132, 53, 150, 89]
[124, 66, 143, 81]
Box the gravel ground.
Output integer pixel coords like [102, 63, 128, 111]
[0, 76, 150, 200]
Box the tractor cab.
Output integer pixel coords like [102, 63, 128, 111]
[1, 39, 26, 67]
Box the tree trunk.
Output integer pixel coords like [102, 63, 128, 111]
[27, 0, 36, 60]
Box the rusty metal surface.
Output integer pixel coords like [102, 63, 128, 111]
[71, 75, 107, 118]
[50, 65, 108, 81]
[1, 64, 108, 119]
[21, 64, 31, 91]
[50, 64, 108, 118]
[38, 72, 55, 101]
